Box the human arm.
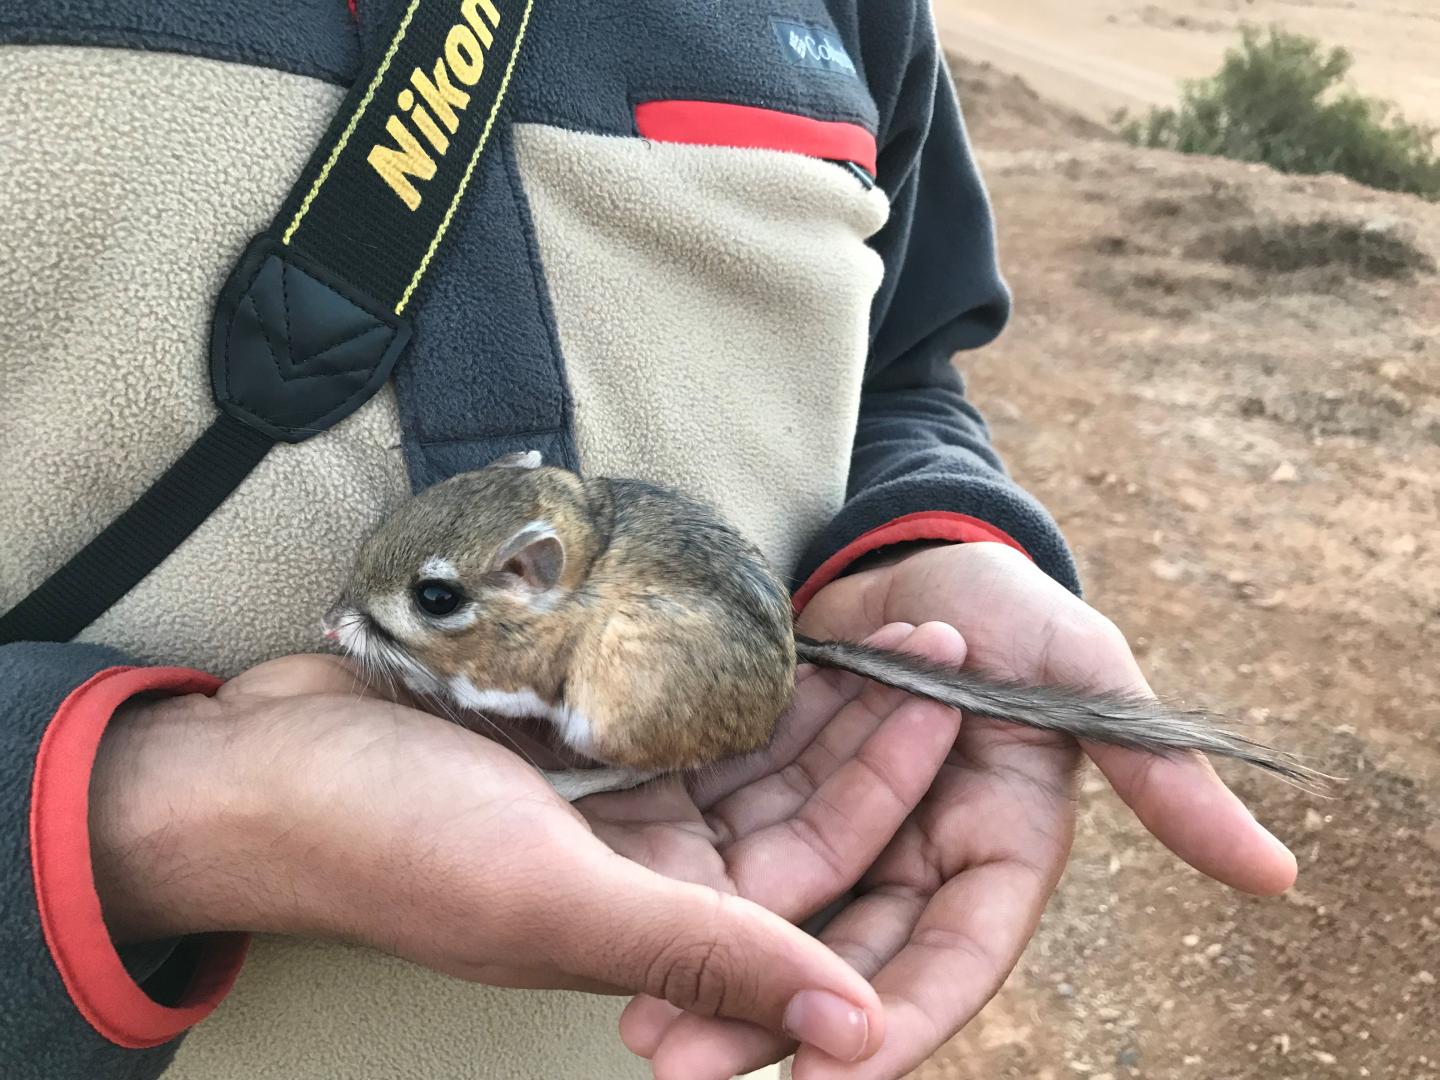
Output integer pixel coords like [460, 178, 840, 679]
[2, 646, 897, 1077]
[0, 642, 241, 1080]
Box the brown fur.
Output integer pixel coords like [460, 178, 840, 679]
[330, 456, 798, 769]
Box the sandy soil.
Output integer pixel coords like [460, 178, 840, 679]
[908, 51, 1440, 1080]
[932, 0, 1440, 129]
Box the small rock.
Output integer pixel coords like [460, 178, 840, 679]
[1275, 1033, 1291, 1055]
[1416, 971, 1436, 985]
[1377, 388, 1412, 416]
[1204, 943, 1224, 958]
[1151, 559, 1186, 582]
[1313, 1050, 1337, 1065]
[1388, 534, 1419, 557]
[988, 398, 1023, 423]
[1269, 461, 1299, 483]
[1057, 982, 1075, 998]
[1379, 360, 1409, 382]
[1182, 933, 1201, 948]
[1305, 808, 1325, 832]
[1177, 486, 1211, 512]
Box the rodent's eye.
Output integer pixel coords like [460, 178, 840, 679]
[413, 580, 463, 617]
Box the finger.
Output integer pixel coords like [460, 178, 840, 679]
[690, 622, 919, 807]
[651, 1015, 792, 1080]
[220, 654, 379, 702]
[712, 624, 969, 920]
[619, 996, 683, 1058]
[1085, 743, 1298, 895]
[645, 884, 929, 1079]
[541, 850, 886, 1064]
[703, 622, 961, 834]
[1032, 618, 1297, 896]
[792, 860, 1054, 1080]
[461, 966, 624, 996]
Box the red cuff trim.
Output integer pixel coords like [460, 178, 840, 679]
[30, 666, 248, 1049]
[635, 100, 878, 175]
[793, 512, 1033, 613]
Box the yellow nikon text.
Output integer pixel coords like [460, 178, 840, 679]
[368, 0, 503, 210]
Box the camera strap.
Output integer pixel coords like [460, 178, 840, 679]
[0, 0, 534, 644]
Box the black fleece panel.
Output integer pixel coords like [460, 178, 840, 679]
[794, 6, 1082, 594]
[506, 0, 880, 135]
[0, 643, 185, 1080]
[392, 127, 581, 488]
[0, 0, 358, 84]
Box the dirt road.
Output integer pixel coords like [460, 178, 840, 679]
[933, 0, 1440, 128]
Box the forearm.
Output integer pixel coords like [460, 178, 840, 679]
[0, 643, 244, 1078]
[90, 691, 268, 945]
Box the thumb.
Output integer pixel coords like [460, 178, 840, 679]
[544, 851, 884, 1065]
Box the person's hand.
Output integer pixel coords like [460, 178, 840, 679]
[86, 655, 888, 1056]
[549, 621, 973, 1065]
[621, 542, 1299, 1079]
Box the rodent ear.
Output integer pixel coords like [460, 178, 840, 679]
[490, 523, 565, 593]
[489, 449, 543, 470]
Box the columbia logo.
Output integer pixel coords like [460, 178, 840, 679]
[771, 18, 859, 78]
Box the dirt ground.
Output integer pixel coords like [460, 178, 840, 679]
[933, 0, 1440, 129]
[909, 52, 1440, 1080]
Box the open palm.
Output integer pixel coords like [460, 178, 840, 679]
[574, 621, 971, 940]
[619, 543, 1300, 1079]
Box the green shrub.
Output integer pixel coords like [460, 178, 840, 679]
[1206, 218, 1436, 280]
[1116, 26, 1440, 199]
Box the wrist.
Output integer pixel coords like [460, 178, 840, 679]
[88, 691, 280, 943]
[842, 539, 954, 574]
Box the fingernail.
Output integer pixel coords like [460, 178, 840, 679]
[783, 990, 869, 1062]
[1259, 819, 1300, 871]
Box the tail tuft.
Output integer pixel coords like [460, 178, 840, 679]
[794, 634, 1336, 795]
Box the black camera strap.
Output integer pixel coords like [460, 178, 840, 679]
[0, 0, 534, 644]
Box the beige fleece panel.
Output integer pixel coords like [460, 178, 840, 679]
[513, 123, 891, 580]
[0, 45, 407, 675]
[0, 47, 644, 1080]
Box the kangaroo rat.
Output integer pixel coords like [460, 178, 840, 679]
[324, 451, 1322, 800]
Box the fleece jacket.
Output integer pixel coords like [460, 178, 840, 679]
[0, 0, 1079, 1077]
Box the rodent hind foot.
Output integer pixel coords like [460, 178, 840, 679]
[543, 767, 664, 802]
